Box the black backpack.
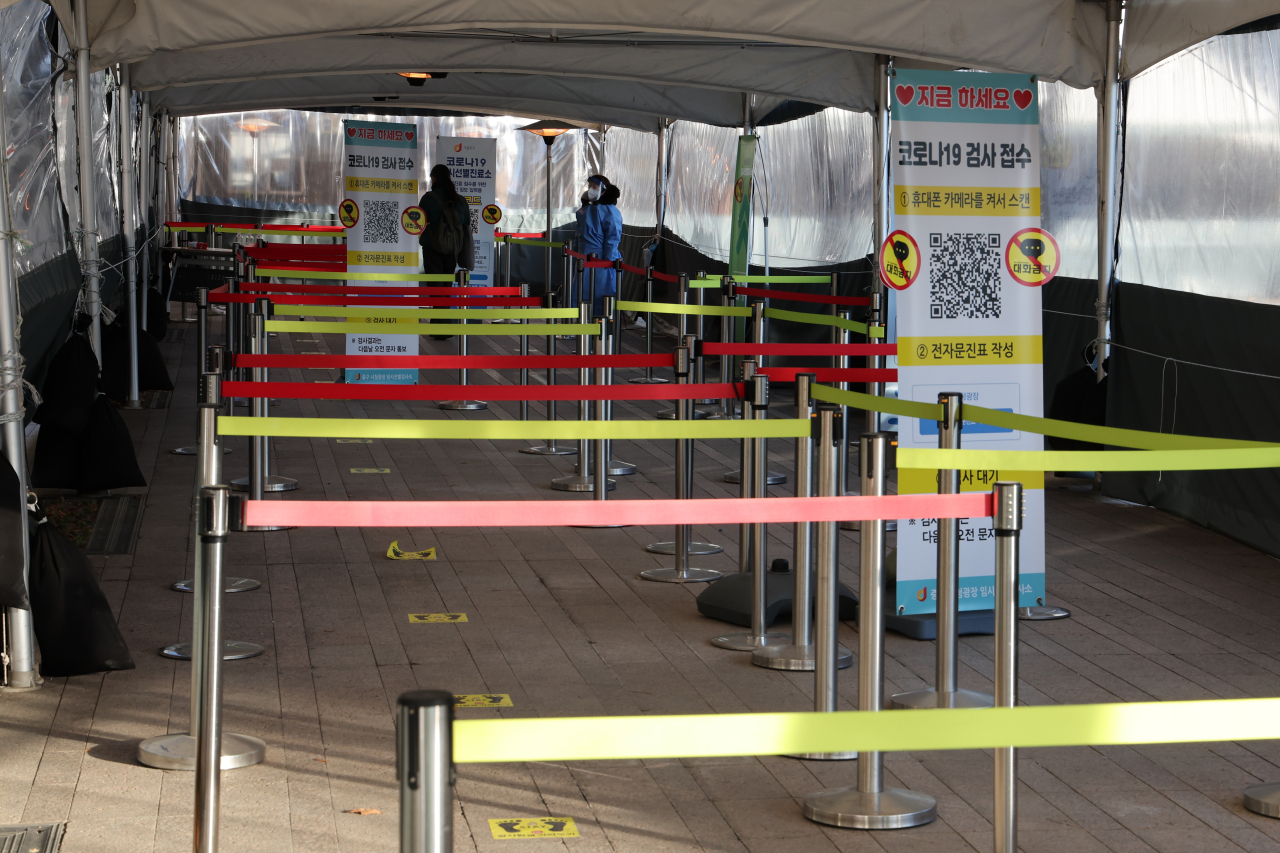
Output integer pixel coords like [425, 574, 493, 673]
[422, 192, 466, 256]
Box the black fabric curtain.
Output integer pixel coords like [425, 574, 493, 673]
[1104, 282, 1280, 559]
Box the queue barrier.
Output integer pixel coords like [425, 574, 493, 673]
[903, 446, 1280, 472]
[241, 283, 521, 296]
[758, 367, 897, 383]
[267, 305, 578, 320]
[166, 221, 346, 235]
[255, 267, 457, 282]
[505, 238, 564, 248]
[222, 381, 745, 403]
[618, 261, 678, 283]
[264, 320, 599, 336]
[734, 286, 871, 307]
[704, 342, 897, 357]
[235, 353, 674, 369]
[617, 300, 752, 317]
[766, 306, 885, 337]
[217, 416, 808, 441]
[210, 293, 540, 307]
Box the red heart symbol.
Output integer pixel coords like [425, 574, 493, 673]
[346, 127, 356, 137]
[404, 130, 415, 141]
[895, 84, 915, 106]
[1013, 89, 1033, 110]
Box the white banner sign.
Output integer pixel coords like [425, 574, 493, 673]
[436, 137, 497, 282]
[889, 71, 1047, 615]
[340, 119, 421, 384]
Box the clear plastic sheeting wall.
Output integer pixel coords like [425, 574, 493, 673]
[1, 0, 65, 274]
[602, 126, 658, 229]
[1119, 30, 1280, 304]
[181, 111, 592, 232]
[656, 110, 875, 270]
[1039, 80, 1098, 281]
[54, 66, 120, 243]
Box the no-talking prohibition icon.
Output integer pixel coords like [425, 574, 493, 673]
[1005, 227, 1060, 286]
[339, 198, 359, 228]
[482, 204, 502, 225]
[879, 230, 921, 290]
[401, 206, 425, 236]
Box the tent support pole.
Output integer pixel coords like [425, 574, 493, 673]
[0, 55, 37, 691]
[119, 64, 140, 407]
[1096, 0, 1121, 383]
[74, 0, 102, 361]
[139, 93, 151, 331]
[870, 54, 890, 434]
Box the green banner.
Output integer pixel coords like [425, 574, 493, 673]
[729, 135, 757, 277]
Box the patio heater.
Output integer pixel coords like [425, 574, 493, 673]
[519, 120, 577, 291]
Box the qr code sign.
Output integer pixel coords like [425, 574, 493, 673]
[362, 200, 401, 245]
[928, 233, 1002, 319]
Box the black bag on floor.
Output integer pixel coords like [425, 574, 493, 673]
[0, 454, 29, 610]
[30, 422, 82, 489]
[77, 395, 146, 492]
[32, 332, 100, 433]
[145, 289, 169, 342]
[100, 316, 174, 401]
[27, 505, 135, 677]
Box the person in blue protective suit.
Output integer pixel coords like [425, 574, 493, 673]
[576, 175, 622, 318]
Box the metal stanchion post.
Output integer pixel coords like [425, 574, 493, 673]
[837, 311, 852, 497]
[725, 301, 784, 485]
[993, 481, 1023, 853]
[193, 485, 230, 853]
[712, 373, 787, 651]
[522, 290, 575, 456]
[171, 288, 213, 455]
[552, 302, 609, 492]
[712, 277, 738, 420]
[755, 377, 850, 671]
[142, 369, 267, 767]
[630, 265, 666, 384]
[893, 393, 992, 710]
[397, 690, 454, 853]
[657, 273, 708, 420]
[803, 432, 937, 829]
[519, 282, 529, 422]
[502, 234, 511, 289]
[440, 269, 486, 410]
[231, 300, 294, 496]
[601, 296, 636, 476]
[867, 292, 884, 434]
[641, 341, 722, 581]
[579, 306, 624, 525]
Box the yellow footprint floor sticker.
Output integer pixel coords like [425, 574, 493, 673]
[387, 541, 435, 560]
[408, 613, 466, 623]
[454, 694, 513, 708]
[488, 818, 579, 839]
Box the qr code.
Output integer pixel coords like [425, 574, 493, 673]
[362, 200, 401, 244]
[468, 206, 479, 235]
[928, 233, 1002, 319]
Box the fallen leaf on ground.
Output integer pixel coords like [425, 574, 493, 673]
[344, 808, 382, 815]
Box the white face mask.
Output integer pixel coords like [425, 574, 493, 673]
[587, 185, 602, 201]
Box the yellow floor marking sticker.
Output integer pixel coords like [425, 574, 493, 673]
[388, 542, 436, 560]
[350, 467, 390, 473]
[409, 613, 466, 623]
[336, 438, 372, 443]
[455, 694, 513, 708]
[489, 818, 578, 839]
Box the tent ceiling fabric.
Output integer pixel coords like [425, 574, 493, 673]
[147, 72, 784, 133]
[130, 34, 878, 115]
[1121, 0, 1280, 78]
[64, 0, 1112, 86]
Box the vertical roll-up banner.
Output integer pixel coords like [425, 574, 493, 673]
[341, 120, 420, 384]
[888, 72, 1046, 616]
[728, 135, 757, 277]
[436, 137, 497, 282]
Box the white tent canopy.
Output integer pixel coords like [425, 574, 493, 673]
[148, 72, 779, 132]
[130, 34, 878, 115]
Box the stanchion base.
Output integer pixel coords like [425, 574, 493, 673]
[657, 408, 709, 420]
[170, 446, 232, 456]
[171, 577, 261, 594]
[136, 732, 267, 771]
[889, 687, 993, 710]
[438, 400, 488, 410]
[1018, 605, 1071, 621]
[701, 410, 741, 420]
[709, 632, 789, 652]
[551, 474, 615, 492]
[751, 643, 852, 671]
[230, 475, 297, 493]
[1243, 782, 1280, 818]
[608, 459, 637, 476]
[159, 641, 265, 661]
[723, 470, 787, 485]
[639, 567, 723, 584]
[803, 787, 938, 829]
[645, 541, 724, 556]
[629, 377, 669, 384]
[790, 750, 858, 761]
[521, 445, 578, 456]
